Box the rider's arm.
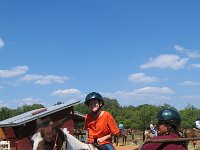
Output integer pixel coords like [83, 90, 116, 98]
[107, 112, 119, 135]
[97, 134, 112, 143]
[97, 112, 119, 143]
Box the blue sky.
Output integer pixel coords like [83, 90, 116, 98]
[0, 1, 200, 110]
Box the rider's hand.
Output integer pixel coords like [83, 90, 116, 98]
[97, 137, 105, 143]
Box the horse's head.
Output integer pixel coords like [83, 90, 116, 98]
[32, 117, 67, 150]
[36, 118, 55, 143]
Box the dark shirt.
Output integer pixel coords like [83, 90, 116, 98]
[141, 133, 187, 150]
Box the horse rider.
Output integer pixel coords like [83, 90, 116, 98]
[150, 121, 158, 136]
[118, 122, 125, 136]
[83, 92, 119, 150]
[141, 108, 187, 150]
[195, 117, 200, 130]
[119, 122, 123, 129]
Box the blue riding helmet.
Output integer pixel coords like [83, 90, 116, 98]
[84, 92, 104, 107]
[157, 108, 181, 130]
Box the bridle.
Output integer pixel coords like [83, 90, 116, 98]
[52, 132, 58, 150]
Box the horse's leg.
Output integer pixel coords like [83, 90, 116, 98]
[122, 137, 125, 145]
[114, 135, 116, 144]
[116, 136, 119, 146]
[132, 133, 134, 141]
[114, 135, 118, 146]
[125, 136, 127, 145]
[192, 141, 197, 148]
[142, 131, 145, 142]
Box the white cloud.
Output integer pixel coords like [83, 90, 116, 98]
[181, 80, 200, 86]
[128, 73, 159, 83]
[191, 63, 200, 68]
[0, 97, 41, 108]
[0, 38, 5, 48]
[102, 86, 174, 106]
[21, 97, 39, 105]
[21, 74, 42, 81]
[0, 85, 3, 89]
[51, 88, 80, 96]
[140, 54, 188, 70]
[0, 66, 28, 78]
[133, 87, 174, 95]
[174, 45, 200, 58]
[20, 74, 69, 85]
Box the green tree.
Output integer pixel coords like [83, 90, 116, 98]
[0, 107, 12, 121]
[180, 104, 200, 128]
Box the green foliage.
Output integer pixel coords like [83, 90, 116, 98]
[0, 99, 199, 130]
[74, 98, 200, 130]
[0, 107, 12, 120]
[0, 104, 44, 121]
[74, 103, 90, 115]
[179, 104, 200, 128]
[54, 102, 64, 105]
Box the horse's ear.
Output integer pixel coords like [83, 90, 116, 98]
[53, 118, 69, 131]
[35, 118, 43, 132]
[36, 118, 42, 127]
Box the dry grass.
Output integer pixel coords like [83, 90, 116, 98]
[188, 141, 200, 150]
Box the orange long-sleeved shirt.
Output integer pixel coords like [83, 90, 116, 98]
[84, 111, 119, 145]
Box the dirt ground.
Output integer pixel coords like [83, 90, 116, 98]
[114, 144, 139, 150]
[113, 134, 142, 150]
[188, 141, 200, 150]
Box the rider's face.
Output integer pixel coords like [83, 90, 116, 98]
[88, 99, 100, 112]
[157, 122, 168, 134]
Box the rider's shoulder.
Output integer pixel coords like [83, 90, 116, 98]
[103, 111, 110, 116]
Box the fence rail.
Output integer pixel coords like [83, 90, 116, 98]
[144, 137, 200, 144]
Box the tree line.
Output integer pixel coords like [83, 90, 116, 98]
[0, 98, 199, 130]
[74, 98, 200, 130]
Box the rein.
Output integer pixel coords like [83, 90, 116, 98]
[52, 132, 58, 150]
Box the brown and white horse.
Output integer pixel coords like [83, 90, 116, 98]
[31, 117, 110, 150]
[183, 128, 200, 148]
[143, 130, 157, 141]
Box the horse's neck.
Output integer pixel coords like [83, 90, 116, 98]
[66, 133, 94, 150]
[61, 128, 95, 150]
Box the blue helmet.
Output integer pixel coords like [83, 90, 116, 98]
[84, 92, 104, 107]
[157, 108, 181, 130]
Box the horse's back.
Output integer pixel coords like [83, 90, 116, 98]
[184, 128, 200, 138]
